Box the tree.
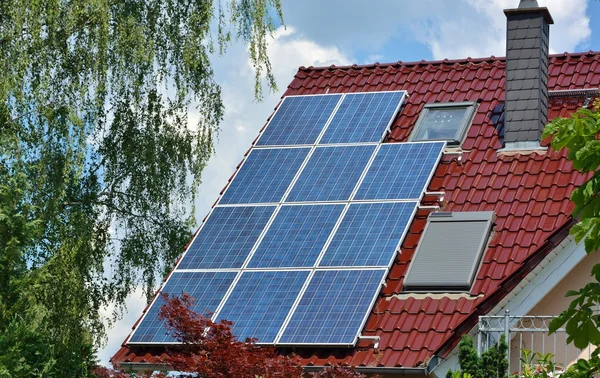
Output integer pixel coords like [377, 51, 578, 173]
[446, 335, 508, 378]
[103, 294, 369, 378]
[153, 294, 302, 378]
[0, 0, 282, 375]
[542, 98, 600, 377]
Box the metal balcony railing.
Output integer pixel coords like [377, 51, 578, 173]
[478, 311, 596, 376]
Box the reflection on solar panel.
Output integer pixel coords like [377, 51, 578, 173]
[354, 142, 445, 200]
[128, 271, 237, 343]
[216, 271, 309, 344]
[278, 269, 386, 345]
[285, 145, 375, 202]
[248, 204, 345, 268]
[320, 92, 406, 144]
[127, 90, 447, 348]
[178, 206, 276, 270]
[319, 202, 417, 267]
[220, 147, 310, 204]
[256, 95, 342, 146]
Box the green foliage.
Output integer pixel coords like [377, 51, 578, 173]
[447, 335, 508, 378]
[447, 372, 473, 378]
[548, 280, 600, 348]
[561, 348, 600, 378]
[513, 350, 560, 378]
[543, 98, 600, 375]
[0, 306, 98, 377]
[0, 0, 282, 375]
[480, 336, 508, 378]
[458, 336, 481, 378]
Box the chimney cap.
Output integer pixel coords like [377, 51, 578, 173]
[519, 0, 539, 8]
[504, 5, 554, 24]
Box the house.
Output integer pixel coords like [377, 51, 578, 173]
[112, 1, 600, 376]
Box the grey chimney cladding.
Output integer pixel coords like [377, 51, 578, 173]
[503, 2, 553, 150]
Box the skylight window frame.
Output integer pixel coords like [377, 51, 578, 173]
[408, 101, 477, 146]
[402, 211, 495, 293]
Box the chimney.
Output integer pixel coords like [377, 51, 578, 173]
[503, 0, 554, 150]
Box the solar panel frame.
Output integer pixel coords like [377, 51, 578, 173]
[219, 147, 311, 205]
[317, 201, 419, 268]
[318, 91, 407, 144]
[284, 144, 377, 203]
[254, 94, 343, 147]
[214, 270, 311, 345]
[353, 141, 446, 201]
[276, 268, 387, 346]
[247, 203, 346, 269]
[127, 271, 239, 344]
[177, 205, 277, 270]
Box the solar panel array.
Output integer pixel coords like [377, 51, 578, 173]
[128, 91, 446, 347]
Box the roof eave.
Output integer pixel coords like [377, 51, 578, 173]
[117, 362, 429, 376]
[303, 365, 428, 376]
[118, 362, 169, 373]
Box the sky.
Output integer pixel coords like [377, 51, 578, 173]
[98, 0, 600, 365]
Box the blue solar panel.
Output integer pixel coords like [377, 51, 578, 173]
[216, 271, 309, 344]
[320, 92, 405, 144]
[178, 206, 276, 269]
[128, 91, 444, 348]
[319, 202, 417, 267]
[286, 145, 376, 202]
[128, 271, 237, 343]
[257, 95, 342, 146]
[278, 269, 386, 345]
[354, 142, 445, 200]
[248, 204, 345, 268]
[220, 148, 310, 204]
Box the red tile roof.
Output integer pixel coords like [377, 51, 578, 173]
[112, 51, 600, 370]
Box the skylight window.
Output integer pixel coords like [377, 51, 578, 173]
[409, 102, 477, 145]
[403, 211, 495, 292]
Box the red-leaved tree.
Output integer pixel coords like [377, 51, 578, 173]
[154, 293, 302, 378]
[100, 294, 372, 378]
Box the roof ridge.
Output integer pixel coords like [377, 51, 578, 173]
[298, 50, 600, 72]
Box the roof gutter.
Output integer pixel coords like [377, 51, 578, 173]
[118, 362, 169, 373]
[303, 365, 428, 376]
[118, 362, 429, 376]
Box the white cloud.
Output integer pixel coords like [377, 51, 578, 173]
[413, 0, 591, 59]
[267, 26, 352, 73]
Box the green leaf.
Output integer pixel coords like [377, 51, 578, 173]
[592, 264, 600, 281]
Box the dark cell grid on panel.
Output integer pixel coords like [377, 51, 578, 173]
[320, 92, 405, 144]
[286, 145, 376, 202]
[220, 147, 310, 205]
[248, 204, 345, 268]
[319, 202, 417, 267]
[178, 206, 276, 270]
[257, 95, 342, 146]
[128, 272, 236, 344]
[354, 142, 445, 200]
[278, 269, 386, 345]
[216, 271, 310, 344]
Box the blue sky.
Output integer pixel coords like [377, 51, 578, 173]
[99, 0, 600, 365]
